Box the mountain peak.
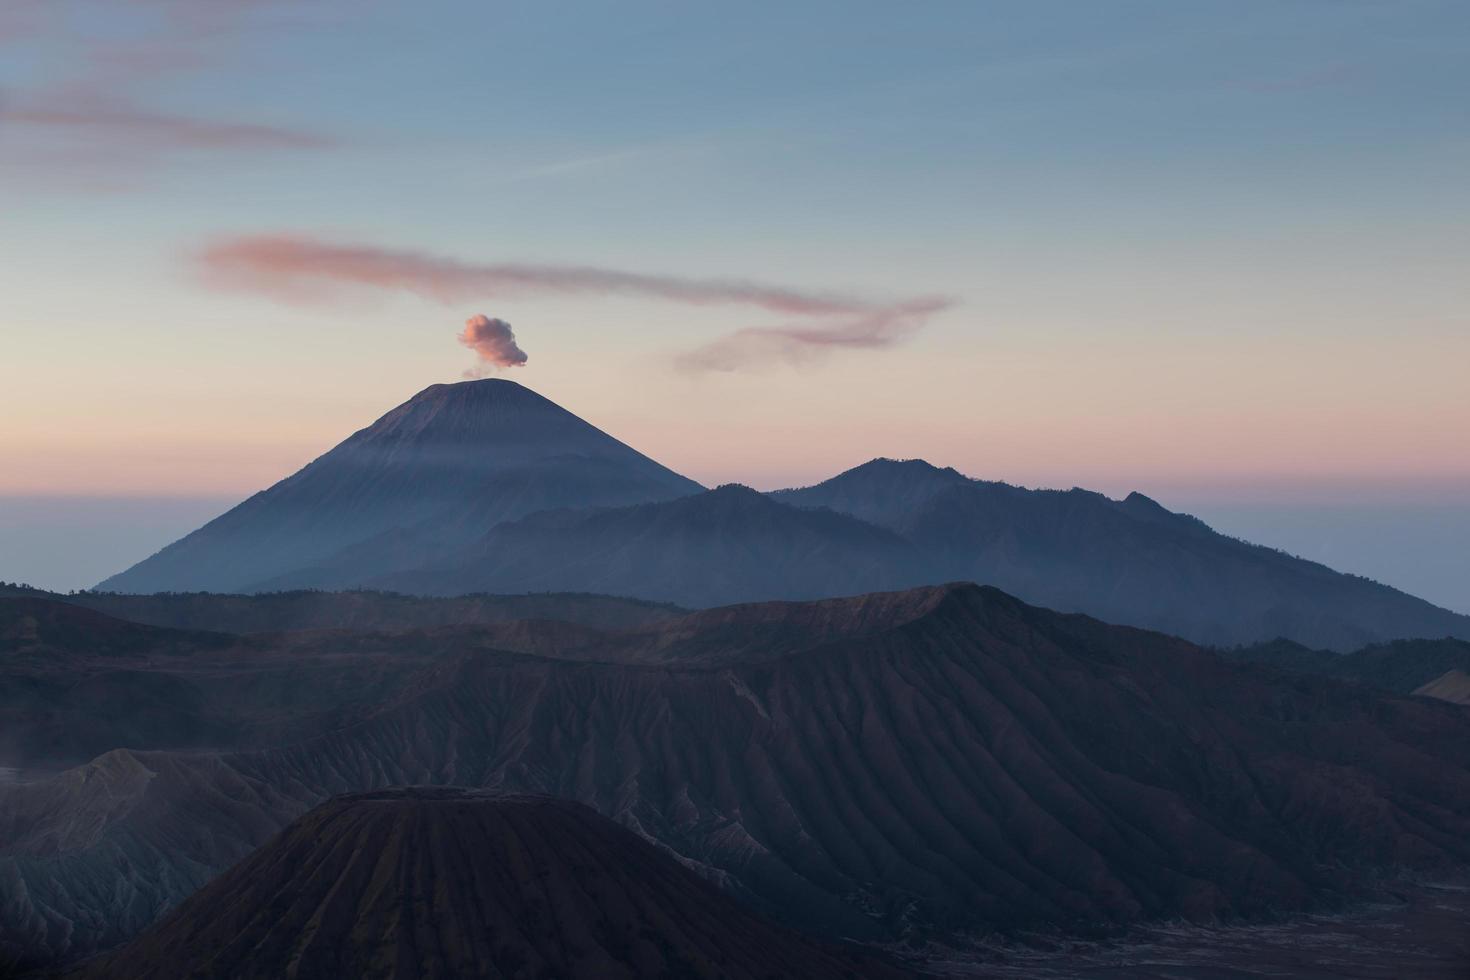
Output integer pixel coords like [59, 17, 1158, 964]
[97, 380, 701, 595]
[406, 377, 536, 403]
[350, 378, 607, 453]
[708, 482, 764, 498]
[770, 456, 973, 530]
[1119, 490, 1213, 533]
[77, 788, 904, 980]
[846, 457, 969, 480]
[806, 457, 975, 494]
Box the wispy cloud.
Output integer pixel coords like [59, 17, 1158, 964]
[0, 0, 334, 179]
[195, 234, 954, 371]
[5, 100, 332, 150]
[198, 235, 879, 314]
[673, 298, 951, 372]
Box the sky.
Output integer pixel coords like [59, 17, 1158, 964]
[1, 1, 1468, 608]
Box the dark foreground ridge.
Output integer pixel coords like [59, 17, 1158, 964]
[6, 583, 1470, 969]
[1227, 635, 1470, 700]
[44, 587, 686, 634]
[69, 788, 908, 980]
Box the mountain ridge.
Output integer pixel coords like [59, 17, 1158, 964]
[774, 458, 1470, 649]
[7, 582, 1470, 966]
[92, 384, 1470, 650]
[373, 482, 933, 606]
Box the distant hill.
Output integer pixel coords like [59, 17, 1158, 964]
[1226, 635, 1470, 697]
[0, 599, 248, 770]
[774, 458, 1470, 650]
[8, 584, 1470, 966]
[0, 596, 231, 663]
[376, 483, 932, 607]
[70, 788, 905, 980]
[97, 380, 702, 594]
[381, 459, 1470, 650]
[0, 595, 683, 771]
[67, 588, 684, 633]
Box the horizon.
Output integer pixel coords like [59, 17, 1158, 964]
[2, 369, 1467, 613]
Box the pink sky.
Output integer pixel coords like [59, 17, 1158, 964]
[2, 1, 1466, 507]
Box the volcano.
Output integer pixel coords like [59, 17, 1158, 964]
[97, 380, 702, 594]
[70, 788, 906, 980]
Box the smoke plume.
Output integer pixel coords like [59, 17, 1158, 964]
[458, 314, 527, 371]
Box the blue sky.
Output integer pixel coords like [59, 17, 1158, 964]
[1, 0, 1467, 605]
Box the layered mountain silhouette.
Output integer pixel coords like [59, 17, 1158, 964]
[40, 587, 684, 634]
[379, 458, 1469, 648]
[70, 789, 905, 980]
[0, 595, 667, 771]
[775, 458, 1470, 649]
[95, 382, 1470, 649]
[375, 483, 932, 607]
[97, 380, 702, 594]
[7, 585, 1470, 968]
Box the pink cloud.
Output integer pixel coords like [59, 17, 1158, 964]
[673, 298, 951, 372]
[196, 234, 955, 370]
[198, 235, 877, 315]
[4, 100, 331, 150]
[1, 0, 334, 180]
[458, 314, 528, 370]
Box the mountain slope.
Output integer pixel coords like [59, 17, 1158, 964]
[71, 789, 905, 980]
[1415, 669, 1470, 705]
[7, 584, 1470, 967]
[778, 459, 1470, 650]
[0, 597, 231, 663]
[1227, 636, 1470, 697]
[0, 596, 683, 771]
[769, 457, 972, 526]
[97, 380, 702, 594]
[377, 484, 930, 606]
[63, 588, 684, 633]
